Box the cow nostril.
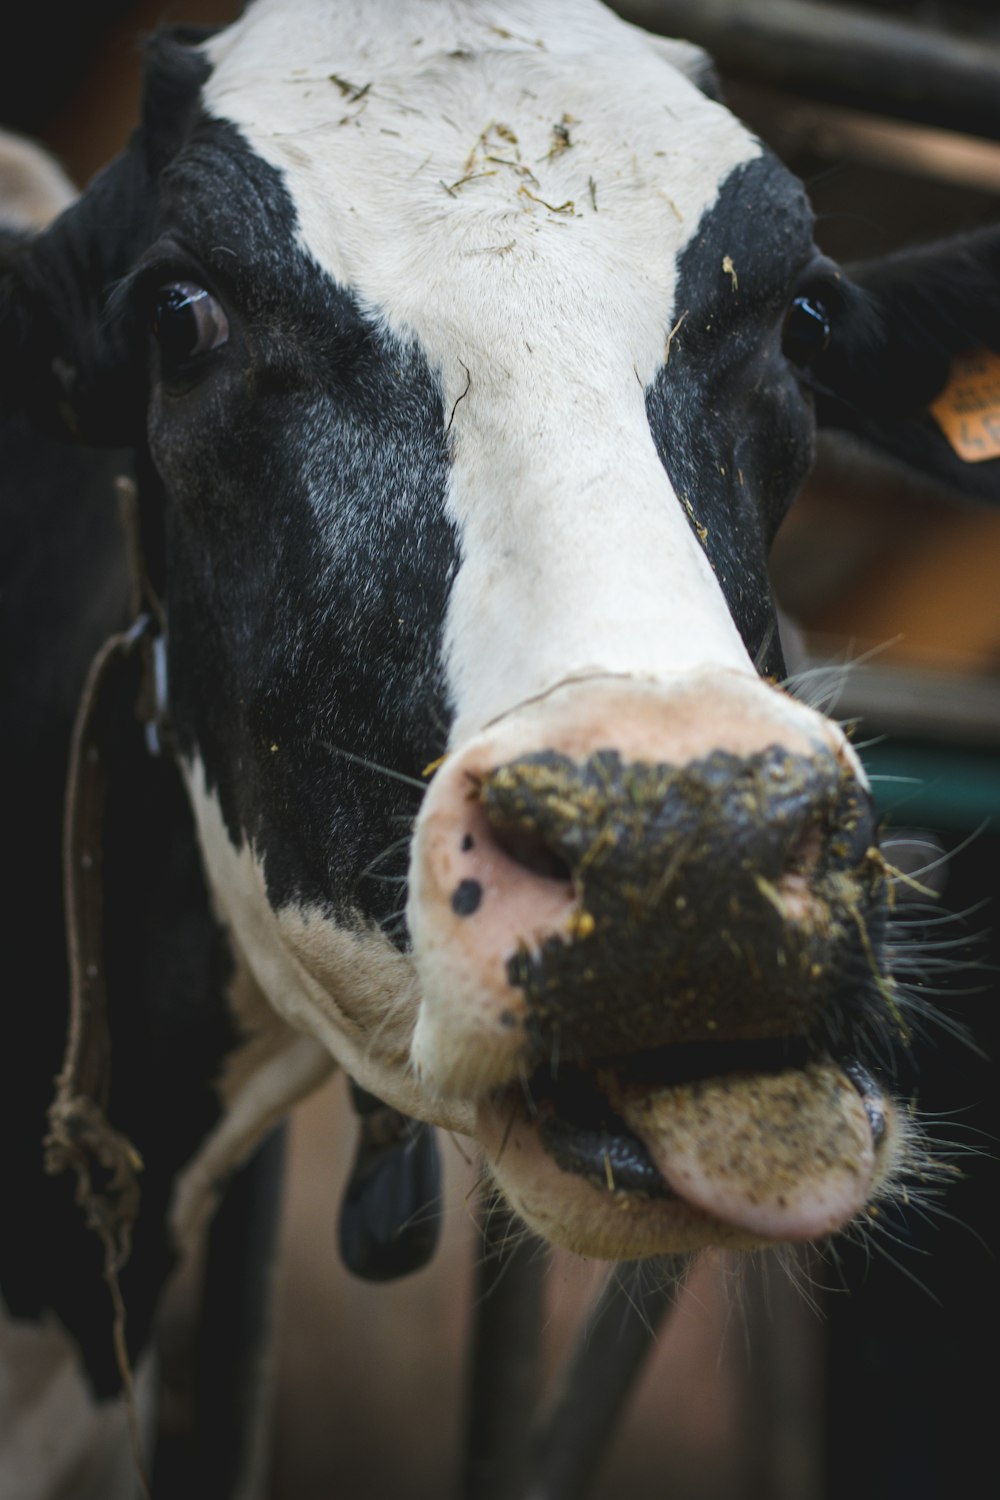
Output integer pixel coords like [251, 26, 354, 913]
[491, 825, 573, 884]
[786, 823, 825, 876]
[763, 823, 828, 924]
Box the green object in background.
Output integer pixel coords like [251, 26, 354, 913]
[862, 742, 1000, 831]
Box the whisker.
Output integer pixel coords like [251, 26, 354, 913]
[753, 617, 777, 673]
[378, 907, 410, 940]
[890, 897, 991, 929]
[312, 740, 428, 792]
[906, 821, 991, 881]
[895, 928, 990, 954]
[781, 638, 904, 714]
[357, 835, 412, 879]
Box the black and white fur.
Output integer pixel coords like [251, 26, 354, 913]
[2, 3, 999, 1493]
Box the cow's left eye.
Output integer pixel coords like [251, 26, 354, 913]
[782, 295, 832, 368]
[151, 281, 229, 369]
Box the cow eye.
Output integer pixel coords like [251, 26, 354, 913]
[151, 281, 229, 369]
[782, 295, 832, 368]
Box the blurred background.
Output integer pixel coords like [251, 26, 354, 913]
[4, 3, 997, 1496]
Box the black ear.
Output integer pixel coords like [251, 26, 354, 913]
[0, 140, 157, 444]
[811, 227, 1000, 503]
[0, 29, 211, 446]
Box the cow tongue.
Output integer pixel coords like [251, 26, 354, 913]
[612, 1062, 875, 1242]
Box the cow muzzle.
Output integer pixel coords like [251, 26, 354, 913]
[407, 674, 902, 1255]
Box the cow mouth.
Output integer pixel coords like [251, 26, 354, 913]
[484, 1038, 890, 1248]
[534, 1065, 672, 1198]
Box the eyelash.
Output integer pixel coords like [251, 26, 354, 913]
[150, 280, 231, 371]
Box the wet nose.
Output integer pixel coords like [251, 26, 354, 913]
[408, 675, 880, 1098]
[479, 743, 866, 900]
[471, 744, 877, 1054]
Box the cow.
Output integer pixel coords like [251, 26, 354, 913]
[2, 1, 998, 1494]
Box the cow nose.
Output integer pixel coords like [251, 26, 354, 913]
[407, 675, 882, 1098]
[479, 746, 864, 901]
[469, 745, 877, 1050]
[411, 758, 881, 1094]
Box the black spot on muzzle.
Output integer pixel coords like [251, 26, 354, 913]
[478, 745, 885, 1060]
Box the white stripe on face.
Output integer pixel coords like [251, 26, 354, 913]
[202, 0, 764, 742]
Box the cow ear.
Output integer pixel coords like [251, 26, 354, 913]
[0, 30, 210, 446]
[0, 137, 156, 445]
[810, 227, 1000, 503]
[0, 132, 76, 235]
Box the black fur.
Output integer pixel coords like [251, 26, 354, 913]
[811, 225, 1000, 501]
[145, 118, 458, 920]
[0, 40, 242, 1396]
[4, 20, 1000, 1407]
[0, 412, 239, 1393]
[646, 152, 818, 677]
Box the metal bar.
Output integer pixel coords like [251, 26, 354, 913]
[613, 1, 1000, 141]
[524, 1258, 683, 1500]
[461, 1195, 549, 1500]
[152, 1126, 287, 1500]
[196, 1126, 287, 1500]
[737, 1255, 825, 1500]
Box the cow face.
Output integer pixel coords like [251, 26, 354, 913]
[6, 0, 998, 1260]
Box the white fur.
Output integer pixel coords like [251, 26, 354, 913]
[202, 0, 762, 744]
[171, 3, 882, 1261]
[0, 1302, 154, 1500]
[181, 760, 474, 1137]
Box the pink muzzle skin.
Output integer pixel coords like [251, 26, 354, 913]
[407, 673, 897, 1254]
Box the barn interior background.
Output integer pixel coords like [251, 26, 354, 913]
[3, 2, 997, 1497]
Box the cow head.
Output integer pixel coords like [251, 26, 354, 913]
[5, 0, 998, 1261]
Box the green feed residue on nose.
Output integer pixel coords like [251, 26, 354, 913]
[478, 746, 890, 1059]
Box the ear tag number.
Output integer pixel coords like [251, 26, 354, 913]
[929, 347, 1000, 463]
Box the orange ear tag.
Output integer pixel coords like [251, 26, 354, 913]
[929, 347, 1000, 463]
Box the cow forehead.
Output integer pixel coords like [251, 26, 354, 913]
[201, 0, 762, 409]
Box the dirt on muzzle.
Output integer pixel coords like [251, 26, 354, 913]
[476, 743, 888, 1060]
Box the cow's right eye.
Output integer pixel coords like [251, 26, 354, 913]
[151, 281, 229, 370]
[782, 294, 832, 369]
